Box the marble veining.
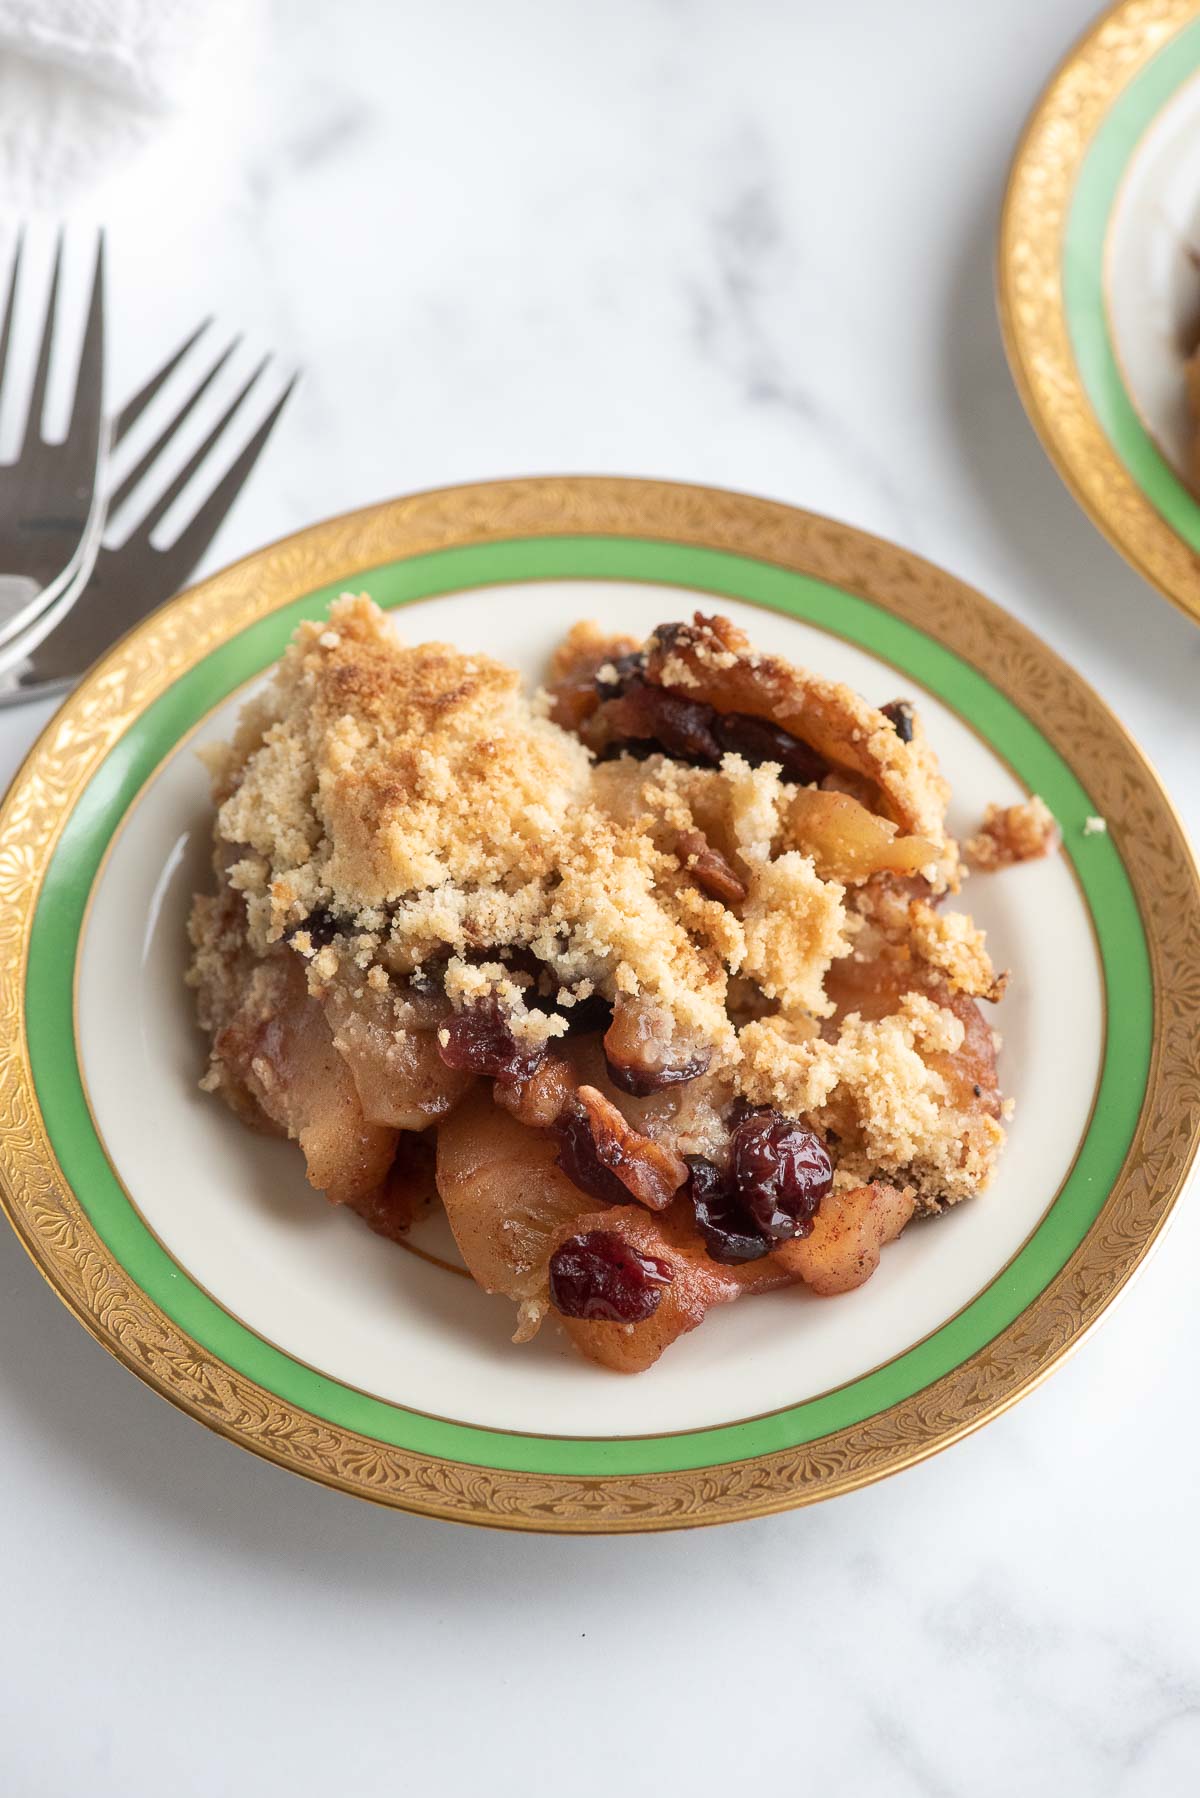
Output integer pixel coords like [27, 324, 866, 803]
[685, 157, 918, 537]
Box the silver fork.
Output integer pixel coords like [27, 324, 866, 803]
[0, 231, 107, 650]
[0, 324, 297, 702]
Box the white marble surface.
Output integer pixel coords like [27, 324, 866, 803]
[2, 2, 1199, 1793]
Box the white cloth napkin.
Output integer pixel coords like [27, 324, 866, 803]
[0, 0, 242, 208]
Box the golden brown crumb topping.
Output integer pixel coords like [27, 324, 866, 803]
[965, 795, 1060, 871]
[190, 596, 1014, 1268]
[206, 595, 894, 1071]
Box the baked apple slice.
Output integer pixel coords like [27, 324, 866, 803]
[776, 1181, 915, 1295]
[640, 614, 950, 843]
[547, 1202, 744, 1373]
[210, 956, 398, 1206]
[349, 1132, 440, 1243]
[436, 1085, 595, 1339]
[321, 973, 473, 1129]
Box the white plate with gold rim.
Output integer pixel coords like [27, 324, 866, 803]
[1001, 0, 1200, 627]
[0, 478, 1194, 1531]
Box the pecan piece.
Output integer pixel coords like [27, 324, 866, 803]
[602, 995, 712, 1096]
[676, 828, 748, 906]
[571, 1085, 689, 1211]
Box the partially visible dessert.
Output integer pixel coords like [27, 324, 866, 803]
[188, 597, 1054, 1373]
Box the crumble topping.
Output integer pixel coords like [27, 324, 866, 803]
[188, 597, 1037, 1370]
[966, 795, 1060, 870]
[907, 900, 1007, 1001]
[206, 596, 892, 1069]
[737, 994, 1002, 1206]
[735, 852, 849, 1013]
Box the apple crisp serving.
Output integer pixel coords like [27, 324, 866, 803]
[187, 596, 1055, 1372]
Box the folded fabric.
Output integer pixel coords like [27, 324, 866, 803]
[0, 0, 245, 208]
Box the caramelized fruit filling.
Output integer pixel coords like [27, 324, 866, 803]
[187, 597, 1054, 1372]
[589, 654, 829, 785]
[602, 996, 712, 1096]
[548, 1229, 675, 1323]
[437, 999, 546, 1080]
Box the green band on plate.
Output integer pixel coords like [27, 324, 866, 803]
[26, 537, 1149, 1478]
[1065, 15, 1200, 542]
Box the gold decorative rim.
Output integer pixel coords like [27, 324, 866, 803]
[0, 476, 1197, 1532]
[998, 0, 1200, 627]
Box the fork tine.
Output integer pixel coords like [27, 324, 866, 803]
[0, 369, 298, 693]
[108, 333, 241, 516]
[129, 356, 271, 542]
[145, 375, 297, 580]
[19, 230, 63, 451]
[0, 229, 24, 408]
[61, 231, 105, 454]
[113, 316, 213, 446]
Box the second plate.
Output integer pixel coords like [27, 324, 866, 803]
[1001, 0, 1200, 625]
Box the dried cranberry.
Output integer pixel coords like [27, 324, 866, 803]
[593, 650, 646, 698]
[554, 1105, 631, 1207]
[881, 700, 915, 743]
[436, 1000, 546, 1080]
[612, 675, 723, 764]
[285, 907, 342, 951]
[714, 712, 828, 784]
[731, 1111, 833, 1240]
[686, 1157, 770, 1264]
[649, 621, 691, 655]
[548, 1229, 674, 1322]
